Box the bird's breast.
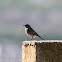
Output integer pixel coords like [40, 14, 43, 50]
[25, 28, 28, 35]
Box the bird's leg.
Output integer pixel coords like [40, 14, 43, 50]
[31, 36, 33, 40]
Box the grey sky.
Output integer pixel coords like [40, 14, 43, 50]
[0, 0, 62, 39]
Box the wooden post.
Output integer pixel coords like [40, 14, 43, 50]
[22, 40, 62, 62]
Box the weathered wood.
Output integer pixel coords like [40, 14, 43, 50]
[22, 40, 62, 62]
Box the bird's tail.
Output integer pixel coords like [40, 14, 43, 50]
[37, 35, 44, 40]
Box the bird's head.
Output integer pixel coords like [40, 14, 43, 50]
[23, 24, 30, 28]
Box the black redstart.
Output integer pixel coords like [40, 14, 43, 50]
[23, 24, 44, 40]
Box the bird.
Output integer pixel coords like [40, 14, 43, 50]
[23, 24, 44, 40]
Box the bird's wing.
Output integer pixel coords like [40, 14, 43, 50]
[30, 28, 40, 36]
[30, 28, 44, 40]
[28, 27, 44, 40]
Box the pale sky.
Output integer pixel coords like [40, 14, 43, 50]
[0, 0, 62, 39]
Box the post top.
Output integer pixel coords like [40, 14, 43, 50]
[22, 40, 62, 46]
[23, 40, 62, 43]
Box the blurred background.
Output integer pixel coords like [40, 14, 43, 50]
[0, 0, 62, 62]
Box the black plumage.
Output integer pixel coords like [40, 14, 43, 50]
[23, 24, 44, 40]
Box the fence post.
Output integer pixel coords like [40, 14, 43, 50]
[22, 40, 62, 62]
